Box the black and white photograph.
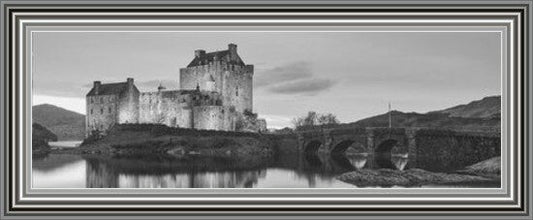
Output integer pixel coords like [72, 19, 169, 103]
[31, 31, 502, 189]
[3, 0, 532, 219]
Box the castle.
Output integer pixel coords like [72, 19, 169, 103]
[85, 44, 266, 137]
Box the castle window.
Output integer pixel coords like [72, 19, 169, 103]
[108, 107, 112, 113]
[100, 108, 103, 114]
[91, 98, 94, 104]
[100, 97, 103, 103]
[90, 109, 93, 114]
[236, 86, 239, 96]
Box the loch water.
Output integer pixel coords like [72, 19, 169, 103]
[32, 142, 499, 188]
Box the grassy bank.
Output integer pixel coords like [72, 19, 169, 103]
[71, 124, 278, 160]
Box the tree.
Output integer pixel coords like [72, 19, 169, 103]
[292, 111, 339, 129]
[291, 117, 305, 128]
[303, 111, 318, 127]
[317, 113, 339, 125]
[243, 109, 258, 120]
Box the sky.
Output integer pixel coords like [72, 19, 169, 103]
[32, 31, 502, 129]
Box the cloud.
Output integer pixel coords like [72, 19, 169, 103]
[255, 61, 337, 95]
[33, 81, 89, 98]
[35, 79, 181, 99]
[254, 61, 313, 88]
[268, 78, 336, 95]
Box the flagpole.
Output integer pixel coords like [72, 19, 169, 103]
[388, 102, 392, 128]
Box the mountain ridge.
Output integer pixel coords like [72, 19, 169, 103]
[32, 104, 85, 140]
[347, 95, 501, 131]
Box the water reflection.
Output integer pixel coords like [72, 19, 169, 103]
[32, 148, 473, 188]
[84, 156, 270, 188]
[80, 152, 417, 188]
[32, 154, 86, 188]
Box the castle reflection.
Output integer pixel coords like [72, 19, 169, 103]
[83, 152, 412, 188]
[85, 156, 268, 188]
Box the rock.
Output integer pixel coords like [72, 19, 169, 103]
[457, 157, 500, 178]
[337, 168, 495, 187]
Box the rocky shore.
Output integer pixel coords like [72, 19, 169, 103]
[456, 156, 501, 178]
[337, 157, 501, 187]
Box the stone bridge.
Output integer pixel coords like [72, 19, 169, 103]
[296, 127, 501, 167]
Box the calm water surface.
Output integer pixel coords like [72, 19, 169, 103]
[32, 142, 497, 188]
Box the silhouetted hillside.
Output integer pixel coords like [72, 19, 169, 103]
[348, 111, 499, 131]
[347, 96, 501, 131]
[32, 123, 57, 155]
[433, 96, 501, 118]
[32, 104, 85, 140]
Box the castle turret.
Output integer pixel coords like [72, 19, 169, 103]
[228, 43, 237, 53]
[93, 81, 101, 95]
[195, 49, 205, 58]
[228, 43, 237, 60]
[127, 78, 134, 90]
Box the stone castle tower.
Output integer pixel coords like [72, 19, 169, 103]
[179, 43, 254, 113]
[86, 44, 266, 137]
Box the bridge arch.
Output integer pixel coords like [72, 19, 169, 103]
[331, 139, 366, 155]
[304, 140, 322, 155]
[375, 139, 399, 156]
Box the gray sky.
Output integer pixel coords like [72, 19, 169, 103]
[32, 32, 501, 128]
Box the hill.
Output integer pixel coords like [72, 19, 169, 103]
[32, 104, 85, 140]
[348, 111, 499, 131]
[433, 96, 501, 118]
[32, 123, 57, 155]
[347, 96, 501, 131]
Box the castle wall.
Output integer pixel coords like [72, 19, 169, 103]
[220, 64, 253, 113]
[117, 85, 139, 124]
[86, 94, 119, 137]
[192, 106, 235, 131]
[179, 108, 193, 128]
[139, 91, 192, 128]
[139, 90, 223, 128]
